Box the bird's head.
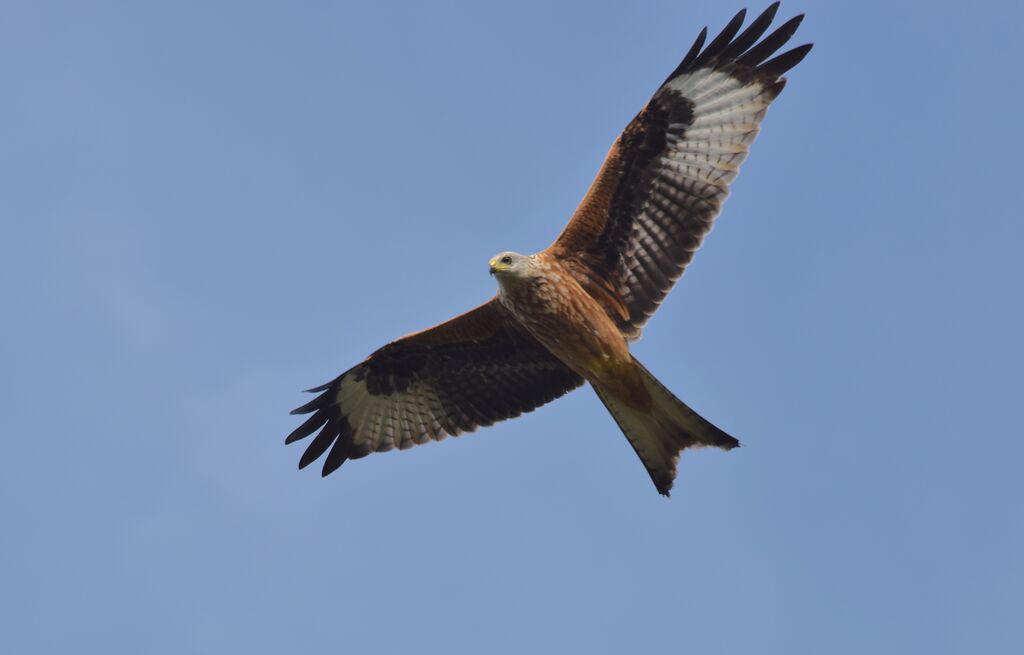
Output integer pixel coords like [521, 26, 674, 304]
[488, 251, 530, 279]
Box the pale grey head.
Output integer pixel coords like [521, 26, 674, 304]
[488, 251, 533, 281]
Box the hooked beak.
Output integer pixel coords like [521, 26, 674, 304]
[489, 265, 497, 275]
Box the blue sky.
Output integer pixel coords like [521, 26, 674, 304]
[2, 1, 1022, 653]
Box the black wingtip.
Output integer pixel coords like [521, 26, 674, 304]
[321, 452, 345, 477]
[690, 7, 748, 69]
[290, 391, 329, 415]
[295, 419, 340, 468]
[735, 12, 805, 70]
[722, 3, 781, 60]
[694, 25, 709, 49]
[663, 4, 810, 88]
[299, 448, 322, 471]
[759, 42, 813, 78]
[290, 396, 322, 415]
[320, 434, 354, 477]
[668, 26, 708, 82]
[285, 410, 327, 444]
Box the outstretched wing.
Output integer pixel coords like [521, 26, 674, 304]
[286, 298, 584, 476]
[548, 3, 812, 338]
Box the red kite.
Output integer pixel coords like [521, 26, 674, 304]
[287, 4, 811, 495]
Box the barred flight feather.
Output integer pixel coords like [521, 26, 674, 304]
[548, 2, 811, 339]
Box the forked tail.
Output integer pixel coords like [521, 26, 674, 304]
[593, 358, 739, 496]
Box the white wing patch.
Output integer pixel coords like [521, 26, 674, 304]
[662, 69, 774, 187]
[334, 373, 463, 454]
[616, 67, 783, 334]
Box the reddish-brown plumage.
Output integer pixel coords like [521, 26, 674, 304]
[494, 253, 652, 410]
[287, 3, 811, 494]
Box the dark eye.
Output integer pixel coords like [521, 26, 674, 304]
[501, 256, 512, 265]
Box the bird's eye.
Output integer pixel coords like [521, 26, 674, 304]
[501, 256, 512, 265]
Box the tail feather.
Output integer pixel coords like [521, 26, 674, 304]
[594, 358, 739, 496]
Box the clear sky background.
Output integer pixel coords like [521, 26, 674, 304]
[2, 1, 1022, 653]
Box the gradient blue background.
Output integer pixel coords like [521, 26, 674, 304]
[3, 1, 1021, 652]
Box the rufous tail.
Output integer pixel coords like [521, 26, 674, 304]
[593, 357, 739, 496]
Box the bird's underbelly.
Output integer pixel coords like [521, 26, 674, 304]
[498, 273, 633, 387]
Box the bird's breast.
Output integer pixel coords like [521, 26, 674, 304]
[498, 263, 632, 384]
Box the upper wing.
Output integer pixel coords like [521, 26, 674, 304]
[547, 3, 812, 338]
[286, 298, 584, 476]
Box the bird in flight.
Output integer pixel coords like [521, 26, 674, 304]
[287, 3, 811, 496]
